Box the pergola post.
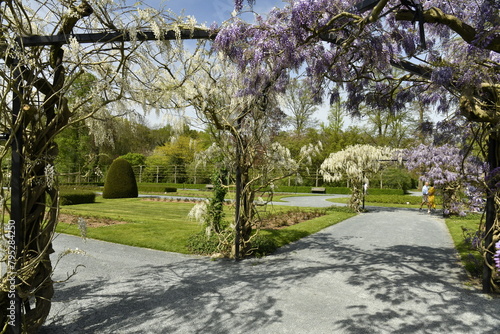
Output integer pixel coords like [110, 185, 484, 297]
[5, 27, 213, 333]
[7, 61, 23, 334]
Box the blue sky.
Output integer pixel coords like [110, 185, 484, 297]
[138, 0, 336, 128]
[140, 1, 446, 130]
[142, 0, 286, 26]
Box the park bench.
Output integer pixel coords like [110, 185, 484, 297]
[311, 187, 326, 194]
[205, 184, 214, 190]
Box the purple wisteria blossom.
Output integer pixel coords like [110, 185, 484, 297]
[404, 144, 485, 216]
[486, 167, 500, 195]
[220, 1, 499, 121]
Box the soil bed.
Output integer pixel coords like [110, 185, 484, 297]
[59, 213, 128, 228]
[259, 210, 326, 229]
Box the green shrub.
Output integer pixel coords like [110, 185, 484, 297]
[60, 190, 96, 205]
[137, 183, 203, 193]
[102, 158, 138, 199]
[186, 232, 222, 255]
[249, 235, 278, 257]
[60, 182, 104, 188]
[118, 152, 146, 166]
[378, 167, 413, 192]
[365, 188, 405, 195]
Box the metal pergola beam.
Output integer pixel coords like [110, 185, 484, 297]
[352, 0, 381, 12]
[17, 28, 215, 47]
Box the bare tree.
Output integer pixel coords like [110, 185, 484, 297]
[280, 78, 320, 135]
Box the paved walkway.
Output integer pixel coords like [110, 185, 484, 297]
[40, 202, 500, 333]
[270, 194, 349, 207]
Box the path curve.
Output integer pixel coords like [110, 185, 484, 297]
[270, 194, 349, 207]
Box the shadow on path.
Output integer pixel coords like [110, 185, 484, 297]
[40, 210, 500, 333]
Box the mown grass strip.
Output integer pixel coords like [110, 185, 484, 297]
[260, 207, 356, 248]
[445, 213, 483, 279]
[57, 197, 357, 255]
[57, 197, 200, 253]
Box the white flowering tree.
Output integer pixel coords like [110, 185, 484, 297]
[180, 55, 321, 258]
[321, 144, 395, 211]
[0, 1, 212, 332]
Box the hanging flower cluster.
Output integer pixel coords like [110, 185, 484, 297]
[495, 241, 500, 273]
[321, 144, 394, 183]
[218, 0, 500, 122]
[485, 167, 500, 195]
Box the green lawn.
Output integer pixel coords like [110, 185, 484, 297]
[58, 197, 200, 253]
[327, 193, 442, 208]
[57, 193, 486, 282]
[57, 196, 356, 254]
[259, 208, 355, 248]
[445, 213, 483, 279]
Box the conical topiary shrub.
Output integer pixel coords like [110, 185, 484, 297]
[102, 158, 138, 198]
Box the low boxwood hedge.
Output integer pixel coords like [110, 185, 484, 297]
[137, 184, 178, 193]
[60, 190, 96, 205]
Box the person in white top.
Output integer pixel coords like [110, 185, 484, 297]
[419, 181, 429, 211]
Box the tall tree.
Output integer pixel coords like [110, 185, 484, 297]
[280, 77, 320, 135]
[361, 104, 415, 147]
[327, 99, 345, 135]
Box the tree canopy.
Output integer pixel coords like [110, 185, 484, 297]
[218, 0, 498, 124]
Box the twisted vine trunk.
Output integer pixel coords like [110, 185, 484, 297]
[0, 2, 93, 332]
[484, 132, 500, 292]
[349, 180, 364, 212]
[233, 151, 254, 259]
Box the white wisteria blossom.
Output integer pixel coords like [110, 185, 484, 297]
[0, 0, 214, 331]
[44, 164, 56, 190]
[188, 200, 209, 224]
[321, 144, 395, 211]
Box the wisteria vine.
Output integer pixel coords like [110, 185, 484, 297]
[404, 143, 485, 216]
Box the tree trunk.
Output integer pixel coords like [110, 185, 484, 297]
[484, 131, 499, 292]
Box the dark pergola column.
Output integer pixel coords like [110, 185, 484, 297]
[7, 26, 213, 334]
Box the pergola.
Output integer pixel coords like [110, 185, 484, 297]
[7, 0, 496, 333]
[6, 26, 214, 334]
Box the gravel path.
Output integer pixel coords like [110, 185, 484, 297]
[39, 201, 500, 333]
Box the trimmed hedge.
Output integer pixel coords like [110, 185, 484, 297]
[263, 185, 404, 195]
[60, 190, 96, 205]
[137, 183, 206, 192]
[365, 194, 442, 205]
[137, 184, 178, 193]
[135, 182, 405, 196]
[103, 158, 138, 199]
[60, 182, 104, 187]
